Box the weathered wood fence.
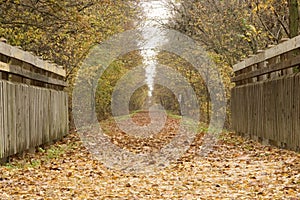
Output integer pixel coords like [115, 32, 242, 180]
[0, 41, 68, 160]
[231, 36, 300, 151]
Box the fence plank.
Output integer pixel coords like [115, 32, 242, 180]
[232, 73, 300, 151]
[295, 75, 300, 149]
[24, 85, 30, 150]
[15, 84, 22, 153]
[3, 82, 8, 157]
[0, 80, 68, 158]
[0, 82, 3, 157]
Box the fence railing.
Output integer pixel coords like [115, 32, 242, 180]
[231, 36, 300, 151]
[0, 41, 68, 159]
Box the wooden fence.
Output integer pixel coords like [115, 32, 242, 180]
[0, 41, 68, 160]
[231, 36, 300, 151]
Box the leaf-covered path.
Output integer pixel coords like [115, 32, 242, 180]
[0, 113, 299, 199]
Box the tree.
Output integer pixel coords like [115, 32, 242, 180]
[0, 0, 138, 125]
[288, 0, 299, 38]
[95, 51, 147, 121]
[166, 0, 292, 65]
[0, 0, 134, 78]
[164, 0, 293, 126]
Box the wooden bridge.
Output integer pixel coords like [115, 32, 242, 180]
[1, 34, 300, 161]
[0, 41, 68, 160]
[231, 36, 300, 151]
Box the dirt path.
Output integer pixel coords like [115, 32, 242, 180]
[0, 113, 299, 199]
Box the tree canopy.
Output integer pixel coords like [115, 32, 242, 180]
[166, 0, 296, 66]
[0, 0, 135, 78]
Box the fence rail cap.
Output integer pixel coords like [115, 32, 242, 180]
[0, 42, 66, 77]
[233, 35, 300, 72]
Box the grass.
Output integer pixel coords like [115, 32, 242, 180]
[4, 159, 41, 169]
[107, 110, 213, 135]
[2, 143, 75, 169]
[166, 111, 182, 120]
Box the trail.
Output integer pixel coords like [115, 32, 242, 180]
[0, 112, 299, 199]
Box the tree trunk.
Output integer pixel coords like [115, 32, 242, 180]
[288, 0, 299, 38]
[288, 0, 300, 72]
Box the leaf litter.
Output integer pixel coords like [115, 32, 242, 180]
[0, 112, 299, 199]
